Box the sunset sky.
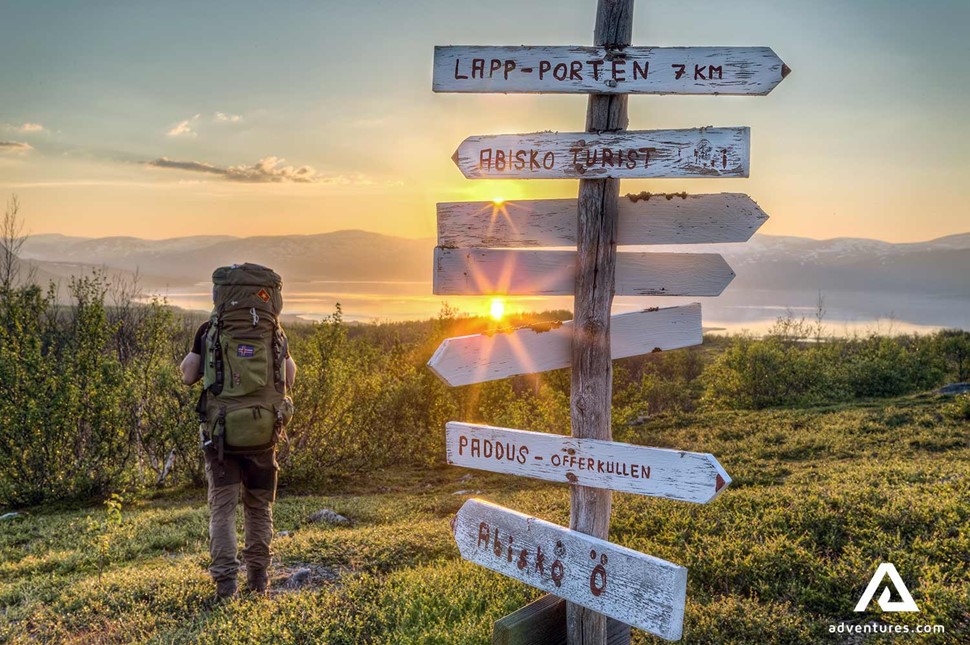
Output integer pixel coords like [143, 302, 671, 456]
[1, 0, 968, 243]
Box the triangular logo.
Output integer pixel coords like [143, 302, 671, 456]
[854, 563, 919, 612]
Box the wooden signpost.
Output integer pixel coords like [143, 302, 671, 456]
[433, 248, 734, 296]
[446, 423, 731, 504]
[434, 46, 789, 95]
[451, 128, 750, 179]
[428, 304, 701, 387]
[453, 498, 687, 641]
[429, 0, 787, 641]
[437, 193, 768, 248]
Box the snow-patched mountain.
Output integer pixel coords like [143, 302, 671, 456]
[648, 232, 970, 266]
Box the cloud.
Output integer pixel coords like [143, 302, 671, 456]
[147, 155, 327, 183]
[3, 122, 45, 133]
[0, 141, 33, 153]
[167, 112, 243, 137]
[148, 157, 224, 175]
[166, 114, 200, 137]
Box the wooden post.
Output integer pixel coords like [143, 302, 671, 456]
[493, 595, 631, 645]
[569, 1, 634, 644]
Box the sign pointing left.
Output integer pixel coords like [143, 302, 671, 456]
[452, 127, 750, 179]
[453, 498, 687, 641]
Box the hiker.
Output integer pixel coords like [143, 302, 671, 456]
[179, 263, 296, 600]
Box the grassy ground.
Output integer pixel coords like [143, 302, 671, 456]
[1, 394, 967, 644]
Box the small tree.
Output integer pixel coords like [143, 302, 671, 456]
[934, 329, 970, 382]
[0, 195, 27, 291]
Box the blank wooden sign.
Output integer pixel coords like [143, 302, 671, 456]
[453, 498, 687, 641]
[437, 193, 768, 248]
[452, 128, 749, 179]
[433, 248, 734, 296]
[446, 422, 731, 503]
[427, 304, 701, 387]
[434, 46, 789, 96]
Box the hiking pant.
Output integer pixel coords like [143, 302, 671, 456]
[204, 447, 278, 582]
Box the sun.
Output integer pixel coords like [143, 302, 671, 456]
[489, 297, 506, 321]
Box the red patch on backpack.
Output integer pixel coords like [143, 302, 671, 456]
[255, 288, 271, 303]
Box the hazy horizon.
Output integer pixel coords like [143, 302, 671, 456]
[18, 228, 970, 333]
[18, 227, 970, 246]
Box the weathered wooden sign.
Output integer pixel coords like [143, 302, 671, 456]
[434, 46, 789, 96]
[447, 423, 731, 503]
[433, 248, 734, 296]
[428, 304, 701, 387]
[437, 193, 768, 248]
[451, 127, 749, 179]
[453, 498, 687, 641]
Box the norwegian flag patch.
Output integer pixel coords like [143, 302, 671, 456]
[255, 289, 271, 303]
[237, 344, 256, 358]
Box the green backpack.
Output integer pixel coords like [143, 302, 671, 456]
[198, 263, 293, 457]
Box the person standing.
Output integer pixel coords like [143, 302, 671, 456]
[180, 263, 296, 600]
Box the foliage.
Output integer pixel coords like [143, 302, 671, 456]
[1, 271, 965, 504]
[941, 394, 970, 422]
[86, 493, 124, 581]
[0, 274, 200, 506]
[701, 312, 949, 410]
[0, 396, 966, 644]
[932, 329, 970, 382]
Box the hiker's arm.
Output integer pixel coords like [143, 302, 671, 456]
[180, 352, 202, 386]
[285, 356, 297, 389]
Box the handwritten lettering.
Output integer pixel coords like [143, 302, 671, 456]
[547, 452, 652, 479]
[451, 57, 732, 85]
[458, 434, 529, 464]
[589, 550, 608, 597]
[477, 149, 558, 173]
[453, 58, 518, 80]
[472, 524, 573, 590]
[611, 59, 626, 82]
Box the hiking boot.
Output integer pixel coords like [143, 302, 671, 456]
[247, 568, 269, 594]
[215, 578, 237, 601]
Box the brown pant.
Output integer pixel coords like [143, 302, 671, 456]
[204, 448, 278, 582]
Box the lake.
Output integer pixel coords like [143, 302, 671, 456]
[156, 281, 969, 335]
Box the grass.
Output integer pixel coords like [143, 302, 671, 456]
[1, 394, 967, 644]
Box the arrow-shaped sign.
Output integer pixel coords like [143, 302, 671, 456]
[434, 46, 790, 95]
[433, 248, 734, 296]
[428, 304, 701, 387]
[447, 422, 731, 503]
[437, 193, 768, 247]
[453, 498, 687, 641]
[452, 127, 749, 179]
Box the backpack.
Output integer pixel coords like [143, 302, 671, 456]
[198, 263, 293, 458]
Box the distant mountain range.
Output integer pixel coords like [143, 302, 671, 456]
[652, 232, 970, 297]
[18, 229, 970, 299]
[19, 230, 432, 286]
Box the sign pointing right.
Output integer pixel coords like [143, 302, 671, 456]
[447, 422, 731, 503]
[437, 193, 769, 247]
[434, 46, 789, 96]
